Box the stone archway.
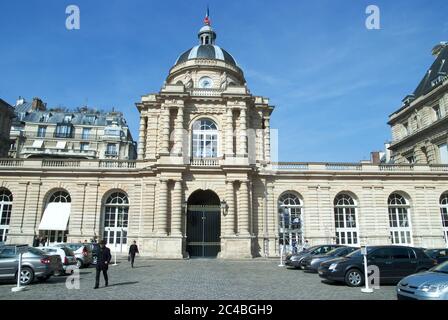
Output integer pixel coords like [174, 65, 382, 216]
[186, 189, 221, 258]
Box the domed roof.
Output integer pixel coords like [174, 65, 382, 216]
[175, 45, 237, 66]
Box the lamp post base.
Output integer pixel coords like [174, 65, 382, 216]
[361, 288, 373, 293]
[11, 286, 28, 292]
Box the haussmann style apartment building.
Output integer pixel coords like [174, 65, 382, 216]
[0, 20, 447, 258]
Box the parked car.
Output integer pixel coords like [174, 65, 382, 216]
[0, 245, 62, 285]
[56, 243, 92, 268]
[318, 245, 437, 287]
[84, 243, 100, 265]
[424, 249, 448, 265]
[40, 246, 77, 274]
[285, 245, 343, 269]
[302, 246, 359, 272]
[397, 260, 448, 300]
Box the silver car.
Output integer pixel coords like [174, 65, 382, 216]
[397, 260, 448, 300]
[0, 245, 62, 285]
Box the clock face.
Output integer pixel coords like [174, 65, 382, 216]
[198, 76, 214, 88]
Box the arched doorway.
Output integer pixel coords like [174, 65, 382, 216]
[186, 189, 221, 258]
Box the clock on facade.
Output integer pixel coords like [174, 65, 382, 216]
[198, 76, 214, 88]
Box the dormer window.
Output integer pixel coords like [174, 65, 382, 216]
[63, 115, 73, 123]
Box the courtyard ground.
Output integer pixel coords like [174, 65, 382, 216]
[0, 258, 396, 300]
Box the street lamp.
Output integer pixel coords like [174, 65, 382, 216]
[278, 202, 286, 267]
[220, 200, 228, 215]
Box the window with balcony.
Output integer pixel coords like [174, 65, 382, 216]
[192, 119, 218, 158]
[54, 124, 74, 138]
[37, 126, 47, 138]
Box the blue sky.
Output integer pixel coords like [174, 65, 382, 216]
[1, 0, 447, 162]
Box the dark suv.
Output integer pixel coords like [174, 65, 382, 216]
[318, 245, 437, 287]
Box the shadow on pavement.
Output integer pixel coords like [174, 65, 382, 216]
[106, 281, 139, 287]
[131, 265, 152, 269]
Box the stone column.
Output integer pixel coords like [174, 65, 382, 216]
[174, 108, 184, 156]
[137, 116, 147, 159]
[156, 179, 168, 235]
[225, 108, 234, 157]
[225, 180, 235, 235]
[264, 116, 271, 162]
[238, 180, 250, 235]
[160, 107, 170, 155]
[171, 180, 182, 236]
[239, 108, 247, 157]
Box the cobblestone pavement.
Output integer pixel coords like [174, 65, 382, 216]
[0, 258, 396, 300]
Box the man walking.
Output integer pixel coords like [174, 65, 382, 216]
[128, 240, 139, 268]
[94, 240, 111, 289]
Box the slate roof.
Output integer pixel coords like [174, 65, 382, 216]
[175, 45, 237, 66]
[413, 43, 448, 98]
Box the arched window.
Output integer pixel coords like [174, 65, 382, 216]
[40, 190, 71, 245]
[440, 193, 448, 245]
[192, 119, 218, 158]
[278, 192, 303, 254]
[388, 193, 412, 245]
[334, 194, 358, 245]
[49, 191, 71, 203]
[103, 192, 129, 251]
[0, 189, 13, 242]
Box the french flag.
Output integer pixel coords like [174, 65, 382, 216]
[204, 6, 211, 25]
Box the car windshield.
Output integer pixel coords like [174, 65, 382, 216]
[27, 247, 45, 256]
[425, 249, 438, 258]
[324, 247, 345, 256]
[431, 261, 448, 273]
[67, 244, 82, 250]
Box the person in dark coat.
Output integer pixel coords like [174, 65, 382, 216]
[32, 235, 40, 247]
[128, 241, 139, 268]
[94, 240, 112, 289]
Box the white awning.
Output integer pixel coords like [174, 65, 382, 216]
[38, 202, 71, 231]
[32, 140, 44, 148]
[56, 141, 66, 149]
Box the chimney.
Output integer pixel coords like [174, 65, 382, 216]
[370, 151, 381, 164]
[31, 97, 46, 111]
[16, 96, 25, 106]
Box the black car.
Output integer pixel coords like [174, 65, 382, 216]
[285, 245, 343, 269]
[318, 245, 437, 287]
[302, 246, 359, 272]
[424, 249, 448, 265]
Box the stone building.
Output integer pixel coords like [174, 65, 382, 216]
[0, 99, 14, 158]
[0, 19, 447, 256]
[9, 97, 137, 160]
[389, 42, 448, 165]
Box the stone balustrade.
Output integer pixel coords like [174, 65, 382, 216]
[0, 158, 447, 172]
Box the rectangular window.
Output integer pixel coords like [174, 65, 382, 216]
[54, 124, 73, 138]
[82, 128, 91, 140]
[434, 105, 442, 120]
[439, 144, 448, 164]
[80, 142, 89, 151]
[406, 156, 415, 164]
[106, 143, 117, 156]
[37, 126, 46, 138]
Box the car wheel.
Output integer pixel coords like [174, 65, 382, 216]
[76, 259, 83, 268]
[345, 269, 364, 287]
[18, 267, 34, 286]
